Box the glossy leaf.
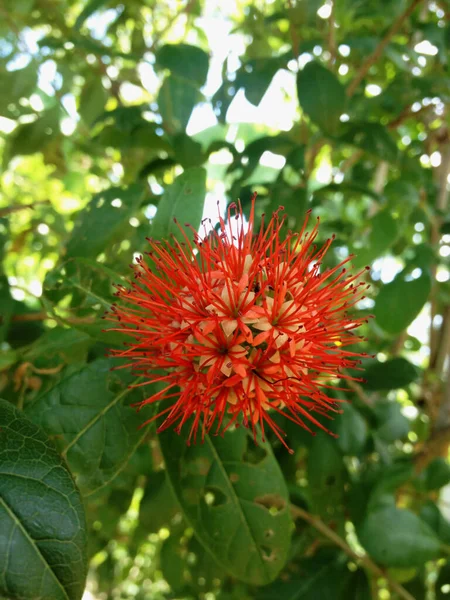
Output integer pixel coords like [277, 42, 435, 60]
[364, 357, 419, 390]
[374, 272, 432, 335]
[65, 184, 145, 259]
[307, 433, 347, 518]
[26, 358, 154, 495]
[159, 426, 293, 585]
[156, 43, 209, 86]
[358, 506, 441, 567]
[150, 167, 206, 243]
[297, 61, 346, 135]
[352, 210, 399, 268]
[373, 400, 410, 443]
[335, 403, 368, 456]
[78, 76, 107, 126]
[158, 74, 202, 132]
[0, 399, 87, 599]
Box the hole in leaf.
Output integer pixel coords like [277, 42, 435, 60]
[264, 529, 274, 539]
[242, 444, 267, 465]
[254, 494, 286, 515]
[203, 486, 228, 507]
[260, 544, 276, 562]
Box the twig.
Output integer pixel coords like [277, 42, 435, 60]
[346, 376, 373, 406]
[340, 150, 364, 173]
[327, 1, 337, 67]
[290, 505, 416, 600]
[414, 424, 450, 471]
[0, 201, 50, 218]
[346, 0, 424, 98]
[287, 0, 300, 58]
[430, 143, 450, 366]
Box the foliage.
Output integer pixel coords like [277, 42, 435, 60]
[1, 0, 450, 599]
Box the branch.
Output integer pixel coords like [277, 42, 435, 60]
[327, 1, 337, 66]
[287, 0, 300, 58]
[291, 505, 416, 600]
[346, 0, 424, 98]
[0, 201, 50, 218]
[414, 424, 450, 471]
[346, 376, 373, 406]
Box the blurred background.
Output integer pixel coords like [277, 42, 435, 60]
[1, 0, 450, 599]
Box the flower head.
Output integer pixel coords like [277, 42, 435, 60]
[107, 195, 369, 451]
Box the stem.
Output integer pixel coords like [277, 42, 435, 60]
[327, 1, 337, 67]
[290, 505, 416, 600]
[346, 0, 424, 98]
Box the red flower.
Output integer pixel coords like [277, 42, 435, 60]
[107, 195, 369, 451]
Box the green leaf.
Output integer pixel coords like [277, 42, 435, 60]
[78, 76, 107, 126]
[0, 398, 87, 600]
[3, 107, 60, 167]
[236, 57, 285, 106]
[156, 43, 209, 87]
[341, 122, 398, 162]
[159, 427, 293, 585]
[374, 272, 432, 335]
[44, 258, 126, 345]
[0, 63, 37, 117]
[172, 133, 206, 168]
[296, 61, 346, 135]
[158, 74, 202, 133]
[436, 561, 450, 600]
[138, 471, 180, 534]
[364, 357, 419, 390]
[367, 461, 414, 511]
[384, 180, 420, 210]
[335, 403, 368, 456]
[420, 501, 450, 545]
[65, 184, 145, 259]
[23, 327, 91, 363]
[358, 506, 441, 567]
[352, 210, 399, 268]
[26, 358, 155, 495]
[307, 434, 347, 519]
[0, 275, 14, 343]
[423, 458, 450, 491]
[150, 167, 206, 244]
[74, 0, 109, 30]
[257, 551, 351, 600]
[373, 401, 410, 443]
[340, 568, 371, 600]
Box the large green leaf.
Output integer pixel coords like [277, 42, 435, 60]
[0, 63, 37, 117]
[358, 506, 441, 567]
[26, 358, 155, 495]
[150, 167, 206, 244]
[65, 184, 145, 259]
[364, 357, 419, 390]
[3, 106, 61, 167]
[307, 434, 347, 518]
[374, 271, 431, 335]
[158, 74, 202, 132]
[296, 61, 346, 135]
[156, 43, 209, 86]
[257, 551, 354, 600]
[0, 399, 87, 600]
[159, 427, 293, 585]
[335, 403, 368, 456]
[342, 122, 398, 162]
[78, 76, 107, 126]
[43, 258, 127, 345]
[352, 210, 399, 268]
